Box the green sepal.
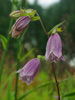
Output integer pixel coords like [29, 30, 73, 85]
[56, 28, 63, 32]
[20, 8, 25, 12]
[31, 16, 40, 21]
[37, 55, 45, 61]
[48, 21, 65, 35]
[20, 9, 36, 17]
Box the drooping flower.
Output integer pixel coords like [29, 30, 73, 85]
[16, 58, 40, 85]
[45, 33, 64, 63]
[9, 10, 23, 18]
[9, 16, 30, 38]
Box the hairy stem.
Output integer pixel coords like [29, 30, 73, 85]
[37, 12, 60, 100]
[15, 58, 20, 100]
[52, 63, 60, 100]
[15, 39, 20, 100]
[36, 12, 49, 38]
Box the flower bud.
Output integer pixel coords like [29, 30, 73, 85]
[9, 10, 23, 18]
[45, 33, 65, 63]
[15, 16, 30, 31]
[9, 16, 30, 38]
[16, 58, 40, 85]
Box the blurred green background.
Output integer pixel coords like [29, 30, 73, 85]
[0, 0, 75, 100]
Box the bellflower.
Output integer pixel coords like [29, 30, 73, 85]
[9, 16, 30, 38]
[16, 58, 40, 85]
[45, 33, 64, 63]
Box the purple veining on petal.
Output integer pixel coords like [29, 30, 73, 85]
[45, 34, 53, 61]
[49, 53, 59, 63]
[45, 33, 64, 63]
[17, 58, 40, 85]
[51, 33, 62, 58]
[15, 16, 27, 27]
[9, 16, 30, 38]
[15, 16, 30, 31]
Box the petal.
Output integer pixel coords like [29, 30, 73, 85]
[15, 16, 30, 31]
[49, 53, 59, 63]
[16, 69, 22, 73]
[11, 24, 27, 38]
[50, 33, 62, 58]
[60, 55, 65, 61]
[17, 58, 40, 85]
[22, 75, 33, 85]
[45, 35, 53, 60]
[23, 58, 40, 75]
[45, 33, 63, 63]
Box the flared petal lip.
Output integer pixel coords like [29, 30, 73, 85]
[51, 52, 62, 58]
[16, 58, 40, 85]
[19, 73, 34, 85]
[16, 69, 22, 73]
[45, 33, 64, 63]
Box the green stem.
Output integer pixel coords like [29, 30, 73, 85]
[15, 39, 20, 100]
[52, 63, 60, 100]
[15, 60, 20, 100]
[36, 12, 49, 38]
[0, 0, 16, 83]
[14, 17, 29, 100]
[0, 19, 13, 83]
[37, 12, 60, 100]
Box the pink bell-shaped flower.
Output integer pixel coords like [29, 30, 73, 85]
[45, 33, 64, 63]
[16, 58, 40, 85]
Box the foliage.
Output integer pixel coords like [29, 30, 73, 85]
[0, 0, 75, 100]
[0, 34, 7, 50]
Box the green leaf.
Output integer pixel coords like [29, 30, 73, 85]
[65, 70, 74, 100]
[59, 77, 75, 84]
[48, 21, 65, 35]
[63, 91, 75, 98]
[1, 49, 34, 82]
[20, 48, 34, 62]
[18, 81, 54, 100]
[0, 72, 15, 90]
[6, 74, 14, 100]
[31, 16, 40, 21]
[0, 34, 7, 50]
